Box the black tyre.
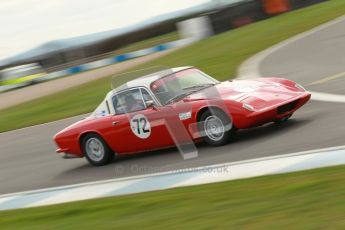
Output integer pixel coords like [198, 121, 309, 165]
[198, 109, 234, 146]
[82, 133, 114, 166]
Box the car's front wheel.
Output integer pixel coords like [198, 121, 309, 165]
[198, 109, 234, 146]
[82, 133, 114, 166]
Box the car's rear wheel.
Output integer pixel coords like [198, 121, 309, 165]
[82, 133, 114, 166]
[198, 109, 234, 146]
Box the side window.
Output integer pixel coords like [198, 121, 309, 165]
[113, 88, 146, 114]
[140, 88, 154, 103]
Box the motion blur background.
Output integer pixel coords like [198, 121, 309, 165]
[0, 0, 325, 90]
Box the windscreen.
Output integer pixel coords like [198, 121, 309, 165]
[150, 68, 219, 105]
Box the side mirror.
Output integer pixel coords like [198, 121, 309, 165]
[145, 100, 158, 110]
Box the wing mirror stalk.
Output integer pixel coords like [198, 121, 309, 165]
[145, 100, 158, 111]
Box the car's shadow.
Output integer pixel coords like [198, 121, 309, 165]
[55, 118, 312, 180]
[234, 118, 312, 143]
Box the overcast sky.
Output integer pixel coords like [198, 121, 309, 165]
[0, 0, 208, 60]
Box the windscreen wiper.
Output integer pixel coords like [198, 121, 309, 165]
[165, 92, 190, 105]
[182, 83, 216, 91]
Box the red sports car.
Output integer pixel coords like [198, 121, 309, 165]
[54, 67, 311, 166]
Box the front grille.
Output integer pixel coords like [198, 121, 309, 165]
[277, 100, 298, 114]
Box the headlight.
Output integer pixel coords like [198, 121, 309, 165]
[295, 83, 305, 91]
[242, 103, 255, 112]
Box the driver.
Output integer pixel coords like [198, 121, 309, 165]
[125, 94, 145, 112]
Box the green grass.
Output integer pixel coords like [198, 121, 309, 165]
[1, 165, 345, 229]
[1, 0, 345, 132]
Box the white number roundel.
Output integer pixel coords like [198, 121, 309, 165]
[130, 114, 151, 139]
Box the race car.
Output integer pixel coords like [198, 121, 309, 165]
[54, 66, 311, 166]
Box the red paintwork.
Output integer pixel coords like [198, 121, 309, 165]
[54, 71, 311, 158]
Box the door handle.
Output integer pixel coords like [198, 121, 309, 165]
[112, 121, 120, 126]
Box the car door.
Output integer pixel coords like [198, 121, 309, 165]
[137, 88, 198, 156]
[106, 87, 174, 154]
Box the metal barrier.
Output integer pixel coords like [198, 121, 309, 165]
[0, 39, 194, 93]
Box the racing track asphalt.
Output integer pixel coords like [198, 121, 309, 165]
[1, 17, 345, 195]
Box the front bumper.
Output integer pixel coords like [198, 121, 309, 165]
[238, 92, 311, 128]
[56, 148, 69, 153]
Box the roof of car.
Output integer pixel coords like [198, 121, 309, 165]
[111, 66, 193, 93]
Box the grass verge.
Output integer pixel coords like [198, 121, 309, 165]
[1, 165, 345, 229]
[1, 0, 345, 132]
